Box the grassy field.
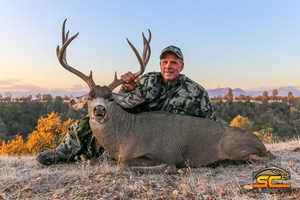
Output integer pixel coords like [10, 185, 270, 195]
[0, 139, 299, 199]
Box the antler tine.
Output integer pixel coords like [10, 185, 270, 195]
[107, 30, 151, 91]
[56, 19, 96, 89]
[141, 29, 152, 69]
[61, 19, 70, 66]
[107, 72, 124, 91]
[126, 30, 151, 77]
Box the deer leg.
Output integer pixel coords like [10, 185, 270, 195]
[248, 151, 276, 164]
[122, 157, 179, 174]
[129, 164, 178, 174]
[248, 154, 261, 164]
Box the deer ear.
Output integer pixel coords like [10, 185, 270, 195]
[113, 93, 145, 108]
[69, 94, 88, 111]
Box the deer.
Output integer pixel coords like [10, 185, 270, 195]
[56, 19, 273, 174]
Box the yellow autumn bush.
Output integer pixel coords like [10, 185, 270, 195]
[253, 130, 273, 144]
[0, 112, 74, 155]
[229, 115, 251, 131]
[0, 134, 28, 155]
[230, 115, 273, 143]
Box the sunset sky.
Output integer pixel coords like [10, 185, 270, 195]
[0, 1, 299, 98]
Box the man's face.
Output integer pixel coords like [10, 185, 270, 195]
[160, 53, 184, 83]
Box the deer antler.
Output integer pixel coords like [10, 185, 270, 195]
[56, 19, 96, 89]
[107, 29, 151, 91]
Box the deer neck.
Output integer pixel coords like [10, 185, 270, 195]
[90, 104, 136, 157]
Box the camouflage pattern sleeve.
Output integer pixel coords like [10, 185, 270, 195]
[165, 75, 217, 121]
[199, 91, 217, 121]
[184, 77, 217, 121]
[118, 72, 158, 100]
[118, 76, 148, 97]
[119, 72, 217, 120]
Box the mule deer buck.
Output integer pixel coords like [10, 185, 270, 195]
[56, 19, 273, 174]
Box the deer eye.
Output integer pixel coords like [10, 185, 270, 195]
[108, 98, 114, 102]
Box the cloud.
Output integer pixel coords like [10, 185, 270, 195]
[0, 83, 88, 92]
[0, 83, 89, 99]
[0, 78, 23, 85]
[212, 85, 220, 89]
[10, 84, 47, 91]
[67, 84, 89, 91]
[0, 84, 47, 92]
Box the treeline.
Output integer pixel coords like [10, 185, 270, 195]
[212, 99, 300, 141]
[0, 94, 87, 142]
[211, 88, 298, 103]
[0, 92, 299, 146]
[0, 92, 71, 103]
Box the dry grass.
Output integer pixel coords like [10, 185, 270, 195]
[1, 139, 300, 200]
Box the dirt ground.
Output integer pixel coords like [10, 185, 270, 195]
[0, 140, 299, 199]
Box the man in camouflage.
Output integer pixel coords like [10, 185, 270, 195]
[36, 45, 217, 165]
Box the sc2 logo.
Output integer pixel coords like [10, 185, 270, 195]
[252, 166, 291, 193]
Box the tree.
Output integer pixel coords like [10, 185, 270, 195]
[287, 91, 294, 105]
[245, 95, 253, 102]
[17, 95, 32, 102]
[237, 94, 245, 101]
[255, 95, 262, 102]
[66, 109, 77, 120]
[52, 96, 64, 113]
[4, 92, 12, 102]
[0, 116, 8, 134]
[42, 93, 53, 103]
[63, 95, 70, 101]
[224, 88, 233, 101]
[272, 89, 278, 101]
[230, 115, 251, 131]
[36, 93, 42, 102]
[262, 91, 269, 102]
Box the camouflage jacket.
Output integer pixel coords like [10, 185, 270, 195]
[119, 72, 217, 121]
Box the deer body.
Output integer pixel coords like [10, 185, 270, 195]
[89, 98, 269, 171]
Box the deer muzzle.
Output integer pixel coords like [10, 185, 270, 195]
[93, 105, 106, 117]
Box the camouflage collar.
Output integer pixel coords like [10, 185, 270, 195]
[162, 74, 186, 87]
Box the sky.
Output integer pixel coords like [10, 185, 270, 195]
[0, 1, 299, 98]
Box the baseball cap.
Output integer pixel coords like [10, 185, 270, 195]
[159, 45, 184, 61]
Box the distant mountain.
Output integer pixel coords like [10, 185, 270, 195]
[0, 90, 88, 100]
[1, 86, 300, 99]
[207, 87, 251, 98]
[207, 86, 300, 98]
[0, 88, 119, 100]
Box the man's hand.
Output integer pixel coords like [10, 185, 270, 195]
[121, 71, 140, 91]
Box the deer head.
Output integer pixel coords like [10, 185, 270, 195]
[56, 19, 151, 123]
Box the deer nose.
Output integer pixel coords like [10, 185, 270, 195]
[93, 105, 106, 117]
